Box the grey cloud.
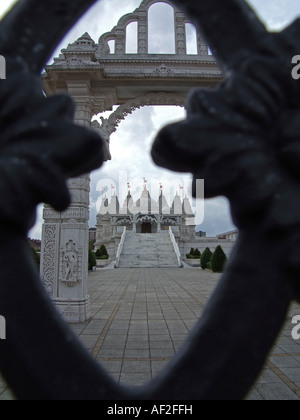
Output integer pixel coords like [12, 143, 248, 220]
[199, 198, 235, 238]
[148, 3, 176, 54]
[247, 0, 300, 30]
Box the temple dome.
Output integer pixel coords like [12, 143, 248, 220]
[172, 193, 182, 214]
[120, 192, 134, 215]
[134, 185, 158, 214]
[108, 193, 120, 214]
[99, 197, 109, 215]
[183, 196, 194, 216]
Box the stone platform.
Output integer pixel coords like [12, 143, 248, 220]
[1, 267, 300, 400]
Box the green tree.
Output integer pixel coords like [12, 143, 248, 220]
[89, 239, 96, 251]
[211, 245, 227, 273]
[201, 247, 212, 270]
[88, 249, 97, 271]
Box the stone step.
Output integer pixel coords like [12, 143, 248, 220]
[122, 247, 174, 254]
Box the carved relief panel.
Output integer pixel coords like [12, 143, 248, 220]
[40, 224, 59, 297]
[60, 240, 81, 287]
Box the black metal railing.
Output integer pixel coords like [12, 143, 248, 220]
[0, 0, 299, 400]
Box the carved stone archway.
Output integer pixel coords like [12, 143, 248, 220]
[41, 0, 222, 322]
[92, 92, 187, 142]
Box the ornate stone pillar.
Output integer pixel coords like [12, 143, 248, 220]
[138, 12, 148, 54]
[175, 11, 187, 55]
[115, 29, 126, 55]
[41, 97, 93, 323]
[197, 35, 209, 56]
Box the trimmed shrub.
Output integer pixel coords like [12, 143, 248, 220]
[206, 261, 212, 270]
[193, 248, 201, 258]
[95, 249, 103, 258]
[88, 249, 97, 271]
[186, 248, 201, 259]
[211, 245, 227, 273]
[99, 255, 109, 260]
[100, 244, 109, 257]
[201, 247, 212, 270]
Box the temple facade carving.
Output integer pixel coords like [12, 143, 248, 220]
[95, 185, 196, 259]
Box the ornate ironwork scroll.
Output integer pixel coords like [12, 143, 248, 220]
[0, 0, 299, 400]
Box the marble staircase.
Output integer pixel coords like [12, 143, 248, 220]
[118, 231, 180, 268]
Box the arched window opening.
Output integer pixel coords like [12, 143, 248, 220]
[108, 40, 115, 54]
[148, 3, 175, 54]
[185, 23, 198, 55]
[126, 21, 138, 54]
[208, 47, 213, 56]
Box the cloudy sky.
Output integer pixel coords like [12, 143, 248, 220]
[1, 0, 300, 238]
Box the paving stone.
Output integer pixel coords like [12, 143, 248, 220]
[98, 360, 123, 373]
[98, 349, 125, 358]
[0, 388, 16, 401]
[80, 335, 100, 350]
[104, 334, 127, 343]
[120, 372, 151, 387]
[124, 349, 150, 359]
[279, 367, 300, 382]
[269, 356, 300, 369]
[255, 383, 300, 400]
[149, 334, 172, 342]
[246, 387, 264, 400]
[150, 341, 174, 350]
[126, 335, 149, 343]
[122, 361, 151, 374]
[255, 368, 283, 384]
[125, 342, 150, 351]
[150, 348, 176, 358]
[151, 360, 171, 375]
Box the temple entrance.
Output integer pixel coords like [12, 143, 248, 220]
[141, 222, 152, 234]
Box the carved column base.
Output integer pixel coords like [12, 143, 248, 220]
[41, 176, 91, 324]
[54, 297, 91, 324]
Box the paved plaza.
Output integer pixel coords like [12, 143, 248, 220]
[1, 267, 300, 400]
